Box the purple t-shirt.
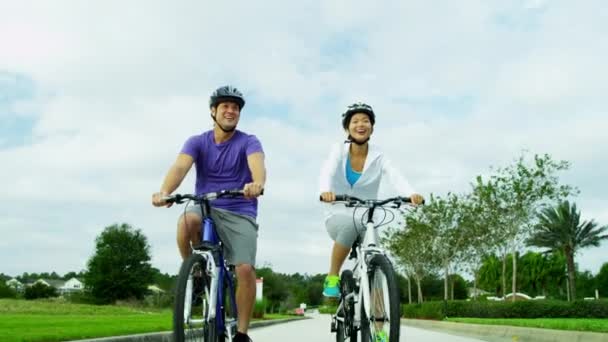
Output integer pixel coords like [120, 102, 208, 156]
[181, 130, 264, 218]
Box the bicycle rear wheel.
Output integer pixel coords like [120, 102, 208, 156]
[174, 253, 216, 342]
[360, 254, 400, 342]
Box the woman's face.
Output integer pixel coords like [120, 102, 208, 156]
[347, 113, 373, 142]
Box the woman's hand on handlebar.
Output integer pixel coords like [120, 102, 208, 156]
[409, 193, 425, 206]
[320, 192, 336, 202]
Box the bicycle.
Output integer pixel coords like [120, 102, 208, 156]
[326, 195, 416, 342]
[166, 189, 250, 342]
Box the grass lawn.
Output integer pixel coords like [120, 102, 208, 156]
[0, 299, 293, 342]
[446, 317, 608, 333]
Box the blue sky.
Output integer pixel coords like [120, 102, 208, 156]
[1, 0, 607, 280]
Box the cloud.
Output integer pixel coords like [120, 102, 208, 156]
[1, 1, 607, 278]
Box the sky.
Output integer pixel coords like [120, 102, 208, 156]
[1, 0, 607, 279]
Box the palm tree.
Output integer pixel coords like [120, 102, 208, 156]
[527, 201, 608, 301]
[478, 254, 502, 296]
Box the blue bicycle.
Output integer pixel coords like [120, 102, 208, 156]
[166, 189, 246, 342]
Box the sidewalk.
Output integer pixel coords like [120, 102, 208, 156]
[67, 317, 308, 342]
[401, 318, 608, 342]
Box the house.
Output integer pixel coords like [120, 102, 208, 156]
[467, 287, 491, 298]
[147, 285, 165, 294]
[5, 278, 24, 292]
[487, 292, 546, 301]
[32, 278, 84, 295]
[60, 278, 84, 294]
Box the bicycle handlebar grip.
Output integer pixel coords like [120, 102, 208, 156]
[318, 194, 347, 202]
[163, 195, 179, 204]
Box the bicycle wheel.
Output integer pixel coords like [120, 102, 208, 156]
[360, 254, 400, 342]
[221, 269, 238, 341]
[336, 270, 357, 342]
[174, 253, 217, 342]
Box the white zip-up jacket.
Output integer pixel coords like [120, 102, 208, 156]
[319, 141, 416, 219]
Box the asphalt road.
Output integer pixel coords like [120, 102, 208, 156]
[248, 313, 488, 341]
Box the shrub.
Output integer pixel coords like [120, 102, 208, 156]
[253, 298, 267, 318]
[402, 299, 608, 319]
[24, 283, 58, 300]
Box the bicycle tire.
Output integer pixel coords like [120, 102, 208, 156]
[174, 253, 217, 342]
[336, 270, 357, 342]
[360, 254, 400, 342]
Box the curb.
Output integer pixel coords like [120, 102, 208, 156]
[67, 317, 308, 342]
[401, 318, 608, 342]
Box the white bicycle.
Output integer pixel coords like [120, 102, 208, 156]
[327, 195, 416, 342]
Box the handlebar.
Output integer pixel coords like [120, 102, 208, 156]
[319, 194, 423, 208]
[164, 189, 264, 204]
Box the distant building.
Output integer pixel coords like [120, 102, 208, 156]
[467, 287, 491, 298]
[256, 278, 263, 301]
[32, 278, 84, 295]
[147, 285, 165, 294]
[5, 278, 24, 292]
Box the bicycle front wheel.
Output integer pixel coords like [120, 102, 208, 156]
[173, 253, 216, 342]
[360, 254, 400, 342]
[336, 269, 357, 342]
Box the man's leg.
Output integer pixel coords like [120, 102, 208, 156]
[235, 263, 256, 334]
[177, 212, 202, 260]
[208, 207, 259, 336]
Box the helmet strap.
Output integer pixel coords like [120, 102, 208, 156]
[211, 113, 237, 133]
[346, 135, 370, 145]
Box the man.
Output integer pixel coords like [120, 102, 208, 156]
[152, 85, 265, 342]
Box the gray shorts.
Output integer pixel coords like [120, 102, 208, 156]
[325, 213, 366, 248]
[185, 206, 259, 266]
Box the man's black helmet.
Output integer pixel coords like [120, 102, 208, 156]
[341, 102, 375, 129]
[209, 85, 245, 109]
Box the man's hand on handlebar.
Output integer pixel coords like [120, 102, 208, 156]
[243, 182, 264, 199]
[152, 191, 172, 208]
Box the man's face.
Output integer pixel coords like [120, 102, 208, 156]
[212, 101, 241, 130]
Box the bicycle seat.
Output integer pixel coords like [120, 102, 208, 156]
[193, 241, 221, 252]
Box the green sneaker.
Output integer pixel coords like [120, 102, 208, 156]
[322, 275, 340, 297]
[375, 330, 387, 342]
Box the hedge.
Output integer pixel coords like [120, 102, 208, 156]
[402, 300, 608, 319]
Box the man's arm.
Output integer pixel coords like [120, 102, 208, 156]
[152, 154, 194, 207]
[244, 152, 265, 198]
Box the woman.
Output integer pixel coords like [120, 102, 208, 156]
[319, 102, 424, 299]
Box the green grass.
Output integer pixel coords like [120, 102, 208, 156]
[0, 299, 296, 342]
[446, 317, 608, 333]
[0, 299, 172, 342]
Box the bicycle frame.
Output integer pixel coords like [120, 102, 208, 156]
[351, 214, 386, 328]
[183, 209, 238, 339]
[332, 195, 413, 333]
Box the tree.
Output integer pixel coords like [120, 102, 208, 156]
[386, 206, 438, 303]
[0, 281, 17, 299]
[84, 223, 154, 304]
[527, 201, 608, 301]
[479, 153, 575, 301]
[24, 282, 58, 300]
[478, 254, 502, 296]
[597, 263, 608, 299]
[63, 271, 85, 280]
[518, 252, 548, 297]
[419, 193, 473, 301]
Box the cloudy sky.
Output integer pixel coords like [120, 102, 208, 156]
[1, 0, 606, 279]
